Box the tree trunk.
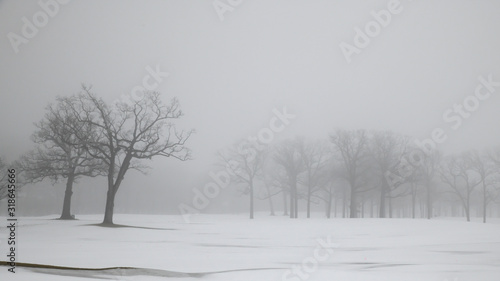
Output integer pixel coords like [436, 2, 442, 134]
[249, 184, 254, 219]
[268, 194, 275, 216]
[349, 182, 357, 218]
[294, 194, 299, 219]
[483, 182, 487, 223]
[466, 191, 471, 222]
[361, 201, 364, 218]
[283, 191, 288, 216]
[388, 194, 393, 218]
[342, 189, 346, 218]
[326, 190, 332, 219]
[103, 187, 116, 225]
[411, 193, 416, 219]
[333, 193, 338, 218]
[60, 172, 76, 220]
[426, 183, 432, 219]
[265, 184, 275, 216]
[420, 200, 425, 218]
[307, 186, 311, 218]
[291, 179, 298, 219]
[102, 155, 131, 225]
[379, 182, 386, 218]
[370, 199, 374, 218]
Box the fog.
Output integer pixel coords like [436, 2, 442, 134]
[1, 0, 500, 217]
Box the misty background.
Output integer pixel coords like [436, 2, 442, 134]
[1, 0, 500, 216]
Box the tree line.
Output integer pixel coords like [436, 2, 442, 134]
[220, 130, 500, 222]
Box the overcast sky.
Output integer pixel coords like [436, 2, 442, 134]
[1, 0, 500, 211]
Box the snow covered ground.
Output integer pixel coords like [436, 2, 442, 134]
[1, 213, 499, 281]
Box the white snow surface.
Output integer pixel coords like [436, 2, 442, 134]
[1, 213, 499, 281]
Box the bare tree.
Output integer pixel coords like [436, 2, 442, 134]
[440, 154, 479, 222]
[299, 140, 328, 218]
[320, 162, 345, 219]
[219, 141, 264, 219]
[21, 99, 105, 219]
[259, 181, 277, 216]
[258, 150, 289, 216]
[0, 158, 25, 209]
[488, 149, 500, 166]
[486, 149, 500, 206]
[0, 157, 8, 201]
[266, 160, 291, 216]
[467, 150, 497, 223]
[407, 171, 422, 219]
[274, 138, 305, 219]
[62, 87, 192, 225]
[416, 149, 441, 219]
[330, 129, 368, 218]
[368, 131, 410, 218]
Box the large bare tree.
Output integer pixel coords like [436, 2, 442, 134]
[63, 86, 192, 225]
[21, 99, 105, 219]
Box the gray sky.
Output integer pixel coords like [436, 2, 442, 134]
[1, 0, 500, 211]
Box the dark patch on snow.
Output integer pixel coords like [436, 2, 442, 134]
[82, 223, 176, 230]
[339, 247, 380, 252]
[0, 261, 283, 279]
[361, 263, 414, 270]
[434, 250, 486, 255]
[196, 243, 261, 248]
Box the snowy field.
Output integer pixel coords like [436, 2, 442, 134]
[1, 213, 500, 281]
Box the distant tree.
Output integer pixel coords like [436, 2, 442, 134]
[407, 170, 422, 219]
[488, 149, 500, 167]
[325, 157, 356, 218]
[486, 149, 500, 206]
[320, 159, 344, 219]
[322, 180, 336, 218]
[263, 157, 290, 216]
[0, 157, 8, 201]
[330, 129, 369, 218]
[258, 181, 277, 216]
[258, 151, 287, 216]
[440, 154, 479, 222]
[21, 99, 105, 219]
[368, 131, 409, 218]
[274, 138, 305, 219]
[299, 140, 328, 218]
[0, 158, 24, 207]
[417, 149, 441, 219]
[467, 150, 498, 223]
[62, 86, 192, 225]
[219, 141, 264, 219]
